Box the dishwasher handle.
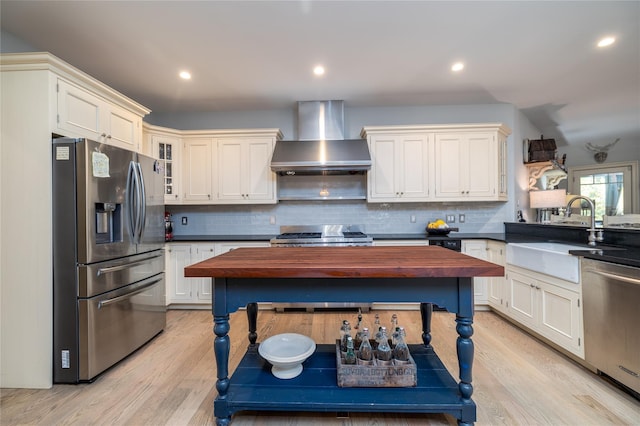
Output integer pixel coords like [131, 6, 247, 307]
[584, 268, 640, 287]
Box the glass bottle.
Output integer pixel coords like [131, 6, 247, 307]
[373, 314, 382, 349]
[376, 327, 393, 361]
[345, 336, 356, 365]
[340, 320, 351, 352]
[392, 326, 400, 346]
[354, 324, 365, 350]
[358, 327, 373, 362]
[392, 326, 410, 361]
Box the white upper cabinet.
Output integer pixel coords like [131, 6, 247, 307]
[362, 124, 510, 203]
[144, 124, 183, 204]
[55, 77, 147, 152]
[179, 129, 281, 205]
[367, 133, 431, 202]
[183, 137, 216, 203]
[434, 132, 495, 200]
[217, 137, 276, 204]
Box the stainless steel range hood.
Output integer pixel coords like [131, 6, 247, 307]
[270, 101, 371, 175]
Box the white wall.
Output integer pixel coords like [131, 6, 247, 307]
[0, 69, 54, 388]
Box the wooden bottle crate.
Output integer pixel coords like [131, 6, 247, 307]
[335, 340, 417, 387]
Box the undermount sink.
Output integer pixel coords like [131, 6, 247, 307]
[506, 242, 587, 283]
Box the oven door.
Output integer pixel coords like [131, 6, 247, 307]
[78, 274, 166, 381]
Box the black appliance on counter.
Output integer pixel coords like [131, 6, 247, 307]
[428, 238, 462, 252]
[52, 138, 166, 383]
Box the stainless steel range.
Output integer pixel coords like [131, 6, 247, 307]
[271, 225, 372, 312]
[270, 225, 373, 247]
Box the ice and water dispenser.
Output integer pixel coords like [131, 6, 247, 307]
[95, 202, 122, 244]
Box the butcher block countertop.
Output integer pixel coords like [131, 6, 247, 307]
[184, 245, 503, 279]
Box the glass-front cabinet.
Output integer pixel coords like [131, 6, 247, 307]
[151, 133, 182, 204]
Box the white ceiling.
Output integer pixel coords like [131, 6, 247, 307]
[2, 1, 639, 148]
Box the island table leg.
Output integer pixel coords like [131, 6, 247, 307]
[247, 302, 258, 345]
[456, 314, 475, 425]
[420, 302, 433, 346]
[213, 313, 231, 426]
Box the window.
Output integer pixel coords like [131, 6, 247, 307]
[568, 162, 638, 220]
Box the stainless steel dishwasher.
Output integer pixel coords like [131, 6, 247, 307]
[581, 258, 640, 395]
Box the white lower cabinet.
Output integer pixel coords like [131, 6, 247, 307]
[462, 240, 489, 306]
[486, 241, 507, 313]
[166, 243, 215, 305]
[506, 264, 584, 358]
[165, 242, 269, 306]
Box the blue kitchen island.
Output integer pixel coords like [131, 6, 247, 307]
[184, 246, 504, 426]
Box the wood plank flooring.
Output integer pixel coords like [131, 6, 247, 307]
[2, 309, 639, 425]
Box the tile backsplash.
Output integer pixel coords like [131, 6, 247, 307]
[167, 201, 509, 237]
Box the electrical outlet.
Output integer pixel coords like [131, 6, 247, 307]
[459, 214, 466, 223]
[446, 214, 455, 223]
[181, 217, 188, 225]
[270, 215, 276, 225]
[410, 215, 416, 223]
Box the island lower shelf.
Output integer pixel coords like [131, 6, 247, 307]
[219, 343, 475, 419]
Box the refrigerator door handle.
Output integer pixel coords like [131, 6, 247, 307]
[135, 162, 147, 242]
[96, 253, 164, 276]
[126, 161, 138, 243]
[97, 278, 163, 309]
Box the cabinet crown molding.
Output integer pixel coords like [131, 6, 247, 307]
[1, 52, 151, 117]
[361, 123, 512, 138]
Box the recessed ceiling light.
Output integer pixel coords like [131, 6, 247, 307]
[451, 62, 465, 72]
[179, 70, 192, 80]
[313, 65, 325, 76]
[597, 36, 616, 48]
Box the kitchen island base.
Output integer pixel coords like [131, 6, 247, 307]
[214, 290, 475, 426]
[184, 247, 503, 426]
[215, 338, 475, 425]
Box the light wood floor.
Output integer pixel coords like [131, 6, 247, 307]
[2, 309, 639, 425]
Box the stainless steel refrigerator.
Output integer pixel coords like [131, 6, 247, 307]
[52, 137, 166, 383]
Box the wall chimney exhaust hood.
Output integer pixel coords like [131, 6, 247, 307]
[270, 101, 371, 175]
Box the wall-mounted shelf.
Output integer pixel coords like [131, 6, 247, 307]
[525, 161, 567, 190]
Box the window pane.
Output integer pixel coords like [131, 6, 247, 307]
[580, 176, 593, 185]
[579, 172, 625, 217]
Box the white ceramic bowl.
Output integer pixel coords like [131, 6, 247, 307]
[258, 333, 316, 379]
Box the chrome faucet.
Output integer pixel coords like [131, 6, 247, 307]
[565, 196, 604, 246]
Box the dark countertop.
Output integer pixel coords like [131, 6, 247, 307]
[169, 233, 507, 243]
[370, 233, 506, 241]
[169, 234, 275, 242]
[505, 222, 640, 269]
[569, 247, 640, 268]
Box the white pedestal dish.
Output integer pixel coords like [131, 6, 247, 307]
[258, 333, 316, 379]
